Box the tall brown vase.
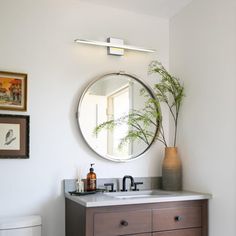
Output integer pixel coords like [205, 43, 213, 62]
[162, 147, 182, 191]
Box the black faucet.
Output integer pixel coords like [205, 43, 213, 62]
[121, 175, 134, 191]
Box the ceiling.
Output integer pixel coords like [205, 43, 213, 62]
[80, 0, 193, 18]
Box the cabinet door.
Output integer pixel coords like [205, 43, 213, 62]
[129, 234, 151, 236]
[153, 228, 201, 236]
[153, 206, 201, 231]
[94, 209, 151, 236]
[128, 233, 152, 236]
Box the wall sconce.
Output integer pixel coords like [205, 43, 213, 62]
[74, 37, 156, 56]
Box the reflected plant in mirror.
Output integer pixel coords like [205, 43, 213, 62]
[94, 90, 160, 149]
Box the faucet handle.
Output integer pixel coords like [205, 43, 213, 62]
[132, 182, 143, 191]
[104, 183, 116, 192]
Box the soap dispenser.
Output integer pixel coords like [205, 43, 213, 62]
[87, 163, 97, 191]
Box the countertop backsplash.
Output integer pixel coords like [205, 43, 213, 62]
[64, 177, 162, 193]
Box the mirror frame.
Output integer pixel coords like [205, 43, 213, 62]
[76, 71, 159, 162]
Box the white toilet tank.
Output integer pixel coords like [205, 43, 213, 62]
[0, 215, 41, 236]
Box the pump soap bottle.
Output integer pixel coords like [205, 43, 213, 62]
[87, 163, 97, 191]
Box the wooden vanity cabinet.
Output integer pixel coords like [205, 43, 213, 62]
[65, 199, 208, 236]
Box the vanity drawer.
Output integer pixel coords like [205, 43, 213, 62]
[130, 234, 151, 236]
[152, 206, 201, 231]
[94, 209, 152, 236]
[153, 228, 201, 236]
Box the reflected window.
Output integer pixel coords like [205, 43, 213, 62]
[107, 86, 130, 156]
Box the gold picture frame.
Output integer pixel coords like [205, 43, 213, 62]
[0, 114, 30, 159]
[0, 71, 27, 111]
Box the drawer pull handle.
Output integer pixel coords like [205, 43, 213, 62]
[174, 216, 182, 221]
[120, 220, 128, 227]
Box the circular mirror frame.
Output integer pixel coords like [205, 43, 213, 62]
[76, 71, 160, 162]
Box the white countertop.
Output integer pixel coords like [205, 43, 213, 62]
[65, 190, 211, 207]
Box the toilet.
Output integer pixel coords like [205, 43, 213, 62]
[0, 215, 41, 236]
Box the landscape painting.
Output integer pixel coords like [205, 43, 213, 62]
[0, 71, 27, 111]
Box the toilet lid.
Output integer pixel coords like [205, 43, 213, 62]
[0, 215, 41, 230]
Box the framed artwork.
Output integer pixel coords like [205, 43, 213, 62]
[0, 114, 29, 159]
[0, 71, 27, 111]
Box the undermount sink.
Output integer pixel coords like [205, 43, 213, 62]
[104, 190, 176, 199]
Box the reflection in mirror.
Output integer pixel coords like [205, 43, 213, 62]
[77, 72, 160, 162]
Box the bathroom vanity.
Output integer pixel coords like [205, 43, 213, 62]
[65, 189, 210, 236]
[71, 70, 211, 236]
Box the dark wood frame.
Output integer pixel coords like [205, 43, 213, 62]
[0, 114, 29, 159]
[0, 71, 27, 111]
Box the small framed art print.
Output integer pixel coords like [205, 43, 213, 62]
[0, 114, 29, 159]
[0, 71, 27, 111]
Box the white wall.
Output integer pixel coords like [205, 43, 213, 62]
[0, 0, 169, 235]
[170, 0, 236, 235]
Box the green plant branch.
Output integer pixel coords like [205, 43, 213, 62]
[131, 120, 149, 145]
[94, 108, 157, 150]
[94, 60, 184, 149]
[149, 60, 184, 147]
[159, 123, 168, 147]
[128, 120, 150, 145]
[118, 130, 152, 149]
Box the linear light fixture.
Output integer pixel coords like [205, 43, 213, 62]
[74, 37, 155, 56]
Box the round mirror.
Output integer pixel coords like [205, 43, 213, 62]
[77, 72, 160, 162]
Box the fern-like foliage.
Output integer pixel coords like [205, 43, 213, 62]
[149, 61, 184, 146]
[94, 60, 184, 150]
[94, 102, 160, 150]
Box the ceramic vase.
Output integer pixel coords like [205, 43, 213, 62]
[162, 147, 182, 191]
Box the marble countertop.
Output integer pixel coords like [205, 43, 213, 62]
[65, 189, 211, 207]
